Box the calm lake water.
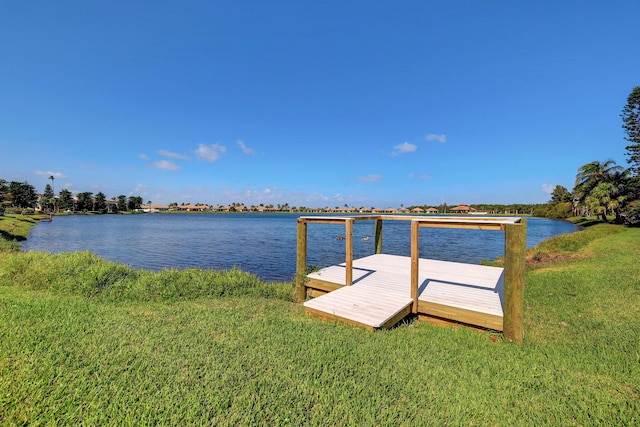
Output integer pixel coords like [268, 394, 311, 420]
[23, 214, 581, 282]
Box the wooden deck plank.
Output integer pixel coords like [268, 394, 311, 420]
[304, 254, 504, 330]
[303, 282, 413, 329]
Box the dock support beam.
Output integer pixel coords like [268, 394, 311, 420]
[374, 219, 383, 254]
[345, 219, 354, 286]
[410, 220, 419, 313]
[295, 219, 307, 302]
[503, 219, 526, 345]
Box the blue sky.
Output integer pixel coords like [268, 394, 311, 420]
[2, 1, 638, 208]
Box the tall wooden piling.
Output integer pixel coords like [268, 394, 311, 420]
[345, 218, 354, 286]
[374, 219, 383, 254]
[410, 219, 420, 313]
[295, 219, 307, 302]
[503, 219, 527, 345]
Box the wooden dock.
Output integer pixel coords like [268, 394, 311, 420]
[296, 215, 527, 343]
[303, 254, 504, 331]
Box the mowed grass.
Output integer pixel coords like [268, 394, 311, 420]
[0, 216, 639, 425]
[0, 214, 41, 251]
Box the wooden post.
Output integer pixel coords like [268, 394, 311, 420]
[295, 219, 308, 302]
[374, 218, 383, 254]
[503, 219, 526, 345]
[410, 220, 420, 313]
[345, 218, 354, 286]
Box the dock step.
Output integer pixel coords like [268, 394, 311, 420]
[303, 277, 414, 330]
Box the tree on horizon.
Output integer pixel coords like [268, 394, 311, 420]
[42, 184, 55, 211]
[58, 189, 73, 211]
[622, 86, 640, 174]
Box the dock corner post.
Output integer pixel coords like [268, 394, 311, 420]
[504, 219, 527, 345]
[345, 218, 354, 286]
[410, 220, 420, 313]
[374, 218, 383, 254]
[295, 219, 308, 302]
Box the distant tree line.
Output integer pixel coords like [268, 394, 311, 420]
[0, 180, 143, 214]
[534, 86, 640, 225]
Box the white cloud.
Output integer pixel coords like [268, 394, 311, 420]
[391, 142, 417, 156]
[541, 183, 555, 194]
[132, 184, 148, 193]
[236, 140, 255, 155]
[195, 144, 226, 162]
[358, 174, 383, 183]
[139, 153, 149, 160]
[152, 160, 181, 170]
[157, 149, 188, 159]
[35, 170, 67, 179]
[426, 134, 446, 143]
[408, 172, 432, 179]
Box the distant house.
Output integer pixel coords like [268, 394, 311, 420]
[450, 204, 475, 213]
[411, 207, 424, 214]
[106, 200, 118, 213]
[178, 204, 207, 212]
[143, 204, 170, 213]
[426, 207, 438, 214]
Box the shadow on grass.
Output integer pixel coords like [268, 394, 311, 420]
[0, 229, 26, 241]
[571, 217, 605, 227]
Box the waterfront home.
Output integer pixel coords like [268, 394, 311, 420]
[450, 204, 473, 213]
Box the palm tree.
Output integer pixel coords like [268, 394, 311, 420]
[575, 160, 629, 221]
[586, 182, 627, 223]
[574, 160, 624, 203]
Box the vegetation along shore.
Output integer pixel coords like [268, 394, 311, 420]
[0, 213, 638, 425]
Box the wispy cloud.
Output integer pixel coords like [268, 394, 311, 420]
[358, 174, 383, 183]
[132, 184, 148, 193]
[35, 170, 67, 179]
[426, 134, 446, 143]
[152, 160, 181, 170]
[157, 149, 188, 159]
[391, 142, 417, 156]
[195, 144, 226, 162]
[236, 140, 255, 155]
[541, 183, 554, 194]
[409, 172, 432, 179]
[139, 153, 149, 160]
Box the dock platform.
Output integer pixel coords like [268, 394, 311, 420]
[296, 215, 527, 342]
[303, 254, 504, 331]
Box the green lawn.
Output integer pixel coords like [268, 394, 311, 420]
[0, 215, 638, 425]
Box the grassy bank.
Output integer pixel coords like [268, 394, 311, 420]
[0, 216, 638, 425]
[0, 214, 41, 251]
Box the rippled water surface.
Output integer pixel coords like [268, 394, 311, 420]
[23, 214, 581, 281]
